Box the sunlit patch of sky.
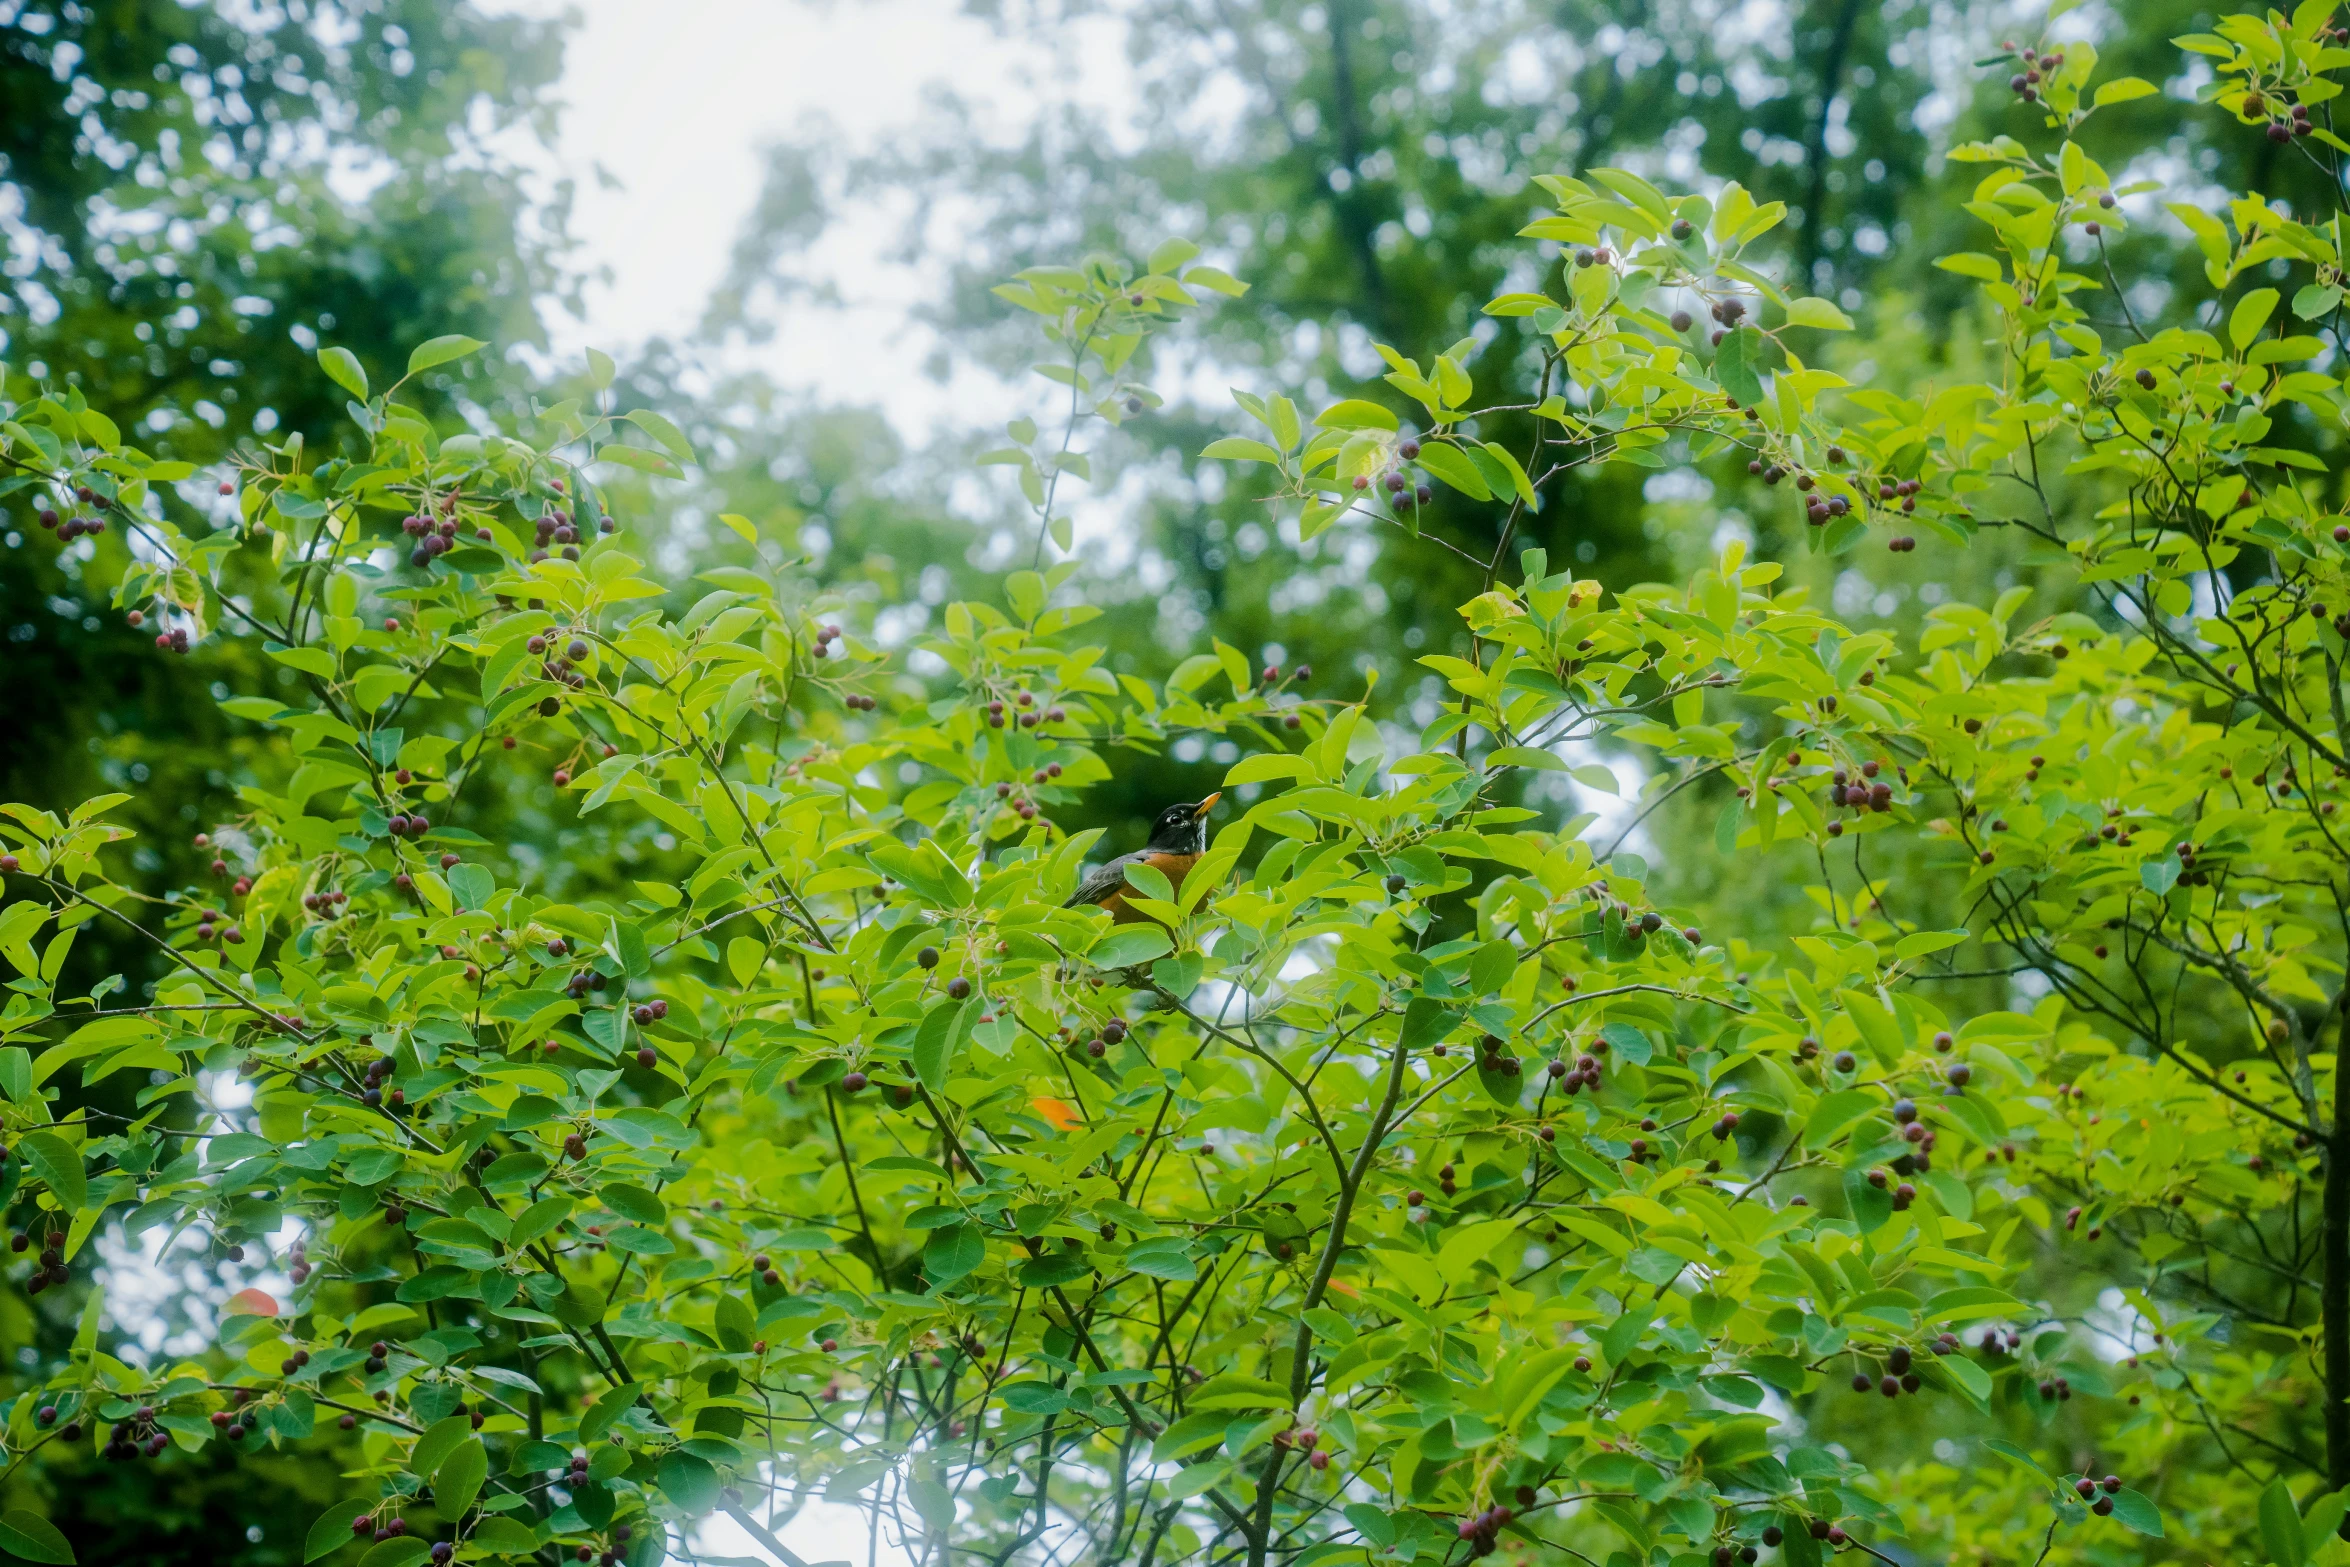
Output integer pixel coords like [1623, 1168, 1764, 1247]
[495, 0, 1140, 439]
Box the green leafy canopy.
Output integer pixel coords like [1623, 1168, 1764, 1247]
[5, 12, 2350, 1567]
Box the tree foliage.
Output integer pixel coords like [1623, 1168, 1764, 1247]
[7, 8, 2350, 1567]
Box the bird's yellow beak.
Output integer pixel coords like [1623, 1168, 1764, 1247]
[1194, 794, 1221, 818]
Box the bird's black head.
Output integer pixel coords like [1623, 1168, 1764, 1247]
[1144, 794, 1219, 853]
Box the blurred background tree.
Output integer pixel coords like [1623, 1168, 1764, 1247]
[3, 6, 572, 1559]
[2, 0, 573, 909]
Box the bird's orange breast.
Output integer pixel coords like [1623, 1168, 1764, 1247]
[1098, 851, 1200, 923]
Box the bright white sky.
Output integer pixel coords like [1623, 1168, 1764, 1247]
[499, 0, 1136, 432]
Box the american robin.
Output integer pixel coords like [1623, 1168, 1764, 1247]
[1064, 795, 1220, 922]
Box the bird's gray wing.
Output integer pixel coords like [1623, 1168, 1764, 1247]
[1064, 854, 1138, 909]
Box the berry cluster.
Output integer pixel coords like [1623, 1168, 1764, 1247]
[2072, 1473, 2126, 1516]
[2245, 89, 2319, 142]
[1545, 1048, 1605, 1095]
[991, 777, 1050, 822]
[1827, 759, 1898, 816]
[15, 1227, 69, 1294]
[33, 487, 110, 541]
[101, 1403, 172, 1460]
[1271, 1424, 1330, 1470]
[1454, 1501, 1514, 1555]
[185, 903, 243, 945]
[1476, 1034, 1521, 1077]
[32, 1400, 84, 1443]
[1057, 1014, 1127, 1059]
[353, 1048, 404, 1110]
[352, 1510, 414, 1544]
[300, 887, 351, 920]
[983, 688, 1067, 731]
[531, 495, 612, 558]
[2005, 44, 2064, 103]
[399, 505, 472, 565]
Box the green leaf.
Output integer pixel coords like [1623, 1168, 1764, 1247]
[1599, 1307, 1652, 1365]
[1224, 753, 1313, 786]
[17, 1131, 85, 1212]
[1089, 926, 1173, 967]
[267, 644, 337, 679]
[448, 862, 494, 911]
[1415, 442, 1492, 501]
[1714, 325, 1765, 406]
[1151, 1411, 1231, 1461]
[924, 1223, 985, 1288]
[2308, 1493, 2350, 1559]
[1981, 1437, 2055, 1486]
[358, 1543, 431, 1567]
[468, 1516, 541, 1555]
[512, 1197, 571, 1247]
[407, 335, 488, 376]
[2230, 288, 2279, 352]
[1937, 1353, 1992, 1402]
[1314, 399, 1398, 431]
[1399, 998, 1458, 1053]
[2261, 1477, 2307, 1567]
[1782, 297, 1854, 330]
[1935, 253, 2005, 282]
[600, 1182, 666, 1225]
[2092, 77, 2157, 106]
[1804, 1091, 1879, 1148]
[1435, 1218, 1521, 1286]
[714, 1291, 755, 1352]
[624, 408, 696, 465]
[658, 1450, 720, 1515]
[1201, 437, 1282, 463]
[1183, 264, 1247, 297]
[2292, 282, 2342, 320]
[1478, 440, 1538, 504]
[597, 444, 681, 478]
[346, 1147, 405, 1186]
[1597, 1022, 1652, 1065]
[318, 347, 368, 402]
[409, 1414, 473, 1478]
[912, 998, 975, 1093]
[1122, 1238, 1198, 1281]
[1842, 1166, 1893, 1233]
[579, 1384, 638, 1445]
[2140, 854, 2181, 895]
[433, 1437, 489, 1520]
[615, 920, 651, 978]
[1892, 929, 1967, 960]
[305, 1499, 373, 1561]
[2108, 1487, 2164, 1539]
[0, 1511, 76, 1565]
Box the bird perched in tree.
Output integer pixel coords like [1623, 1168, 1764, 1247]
[1063, 796, 1220, 922]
